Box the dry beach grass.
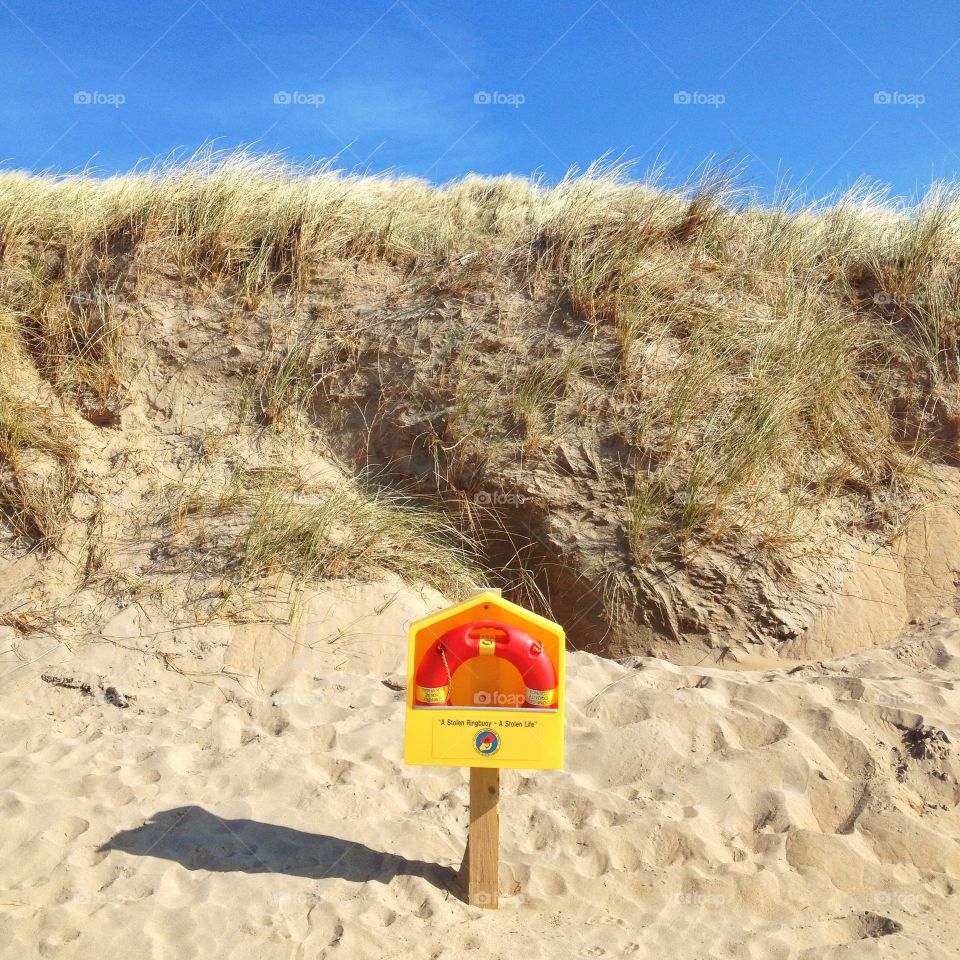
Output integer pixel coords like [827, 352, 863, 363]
[1, 155, 956, 549]
[2, 153, 960, 651]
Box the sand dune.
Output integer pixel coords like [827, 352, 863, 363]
[6, 132, 960, 960]
[3, 590, 958, 959]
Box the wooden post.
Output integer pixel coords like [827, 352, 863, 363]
[467, 587, 501, 909]
[468, 766, 500, 908]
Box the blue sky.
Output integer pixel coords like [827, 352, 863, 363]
[2, 0, 959, 199]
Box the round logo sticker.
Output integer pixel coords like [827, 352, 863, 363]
[474, 729, 500, 756]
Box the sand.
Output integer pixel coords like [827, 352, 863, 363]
[2, 583, 959, 959]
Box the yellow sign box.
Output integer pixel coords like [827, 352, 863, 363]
[403, 591, 565, 770]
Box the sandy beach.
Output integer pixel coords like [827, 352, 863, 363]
[3, 583, 958, 959]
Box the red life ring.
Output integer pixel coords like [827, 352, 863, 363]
[414, 619, 558, 708]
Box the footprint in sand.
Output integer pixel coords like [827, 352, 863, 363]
[41, 816, 90, 843]
[128, 767, 162, 786]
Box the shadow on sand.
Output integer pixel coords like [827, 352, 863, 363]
[99, 805, 461, 895]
